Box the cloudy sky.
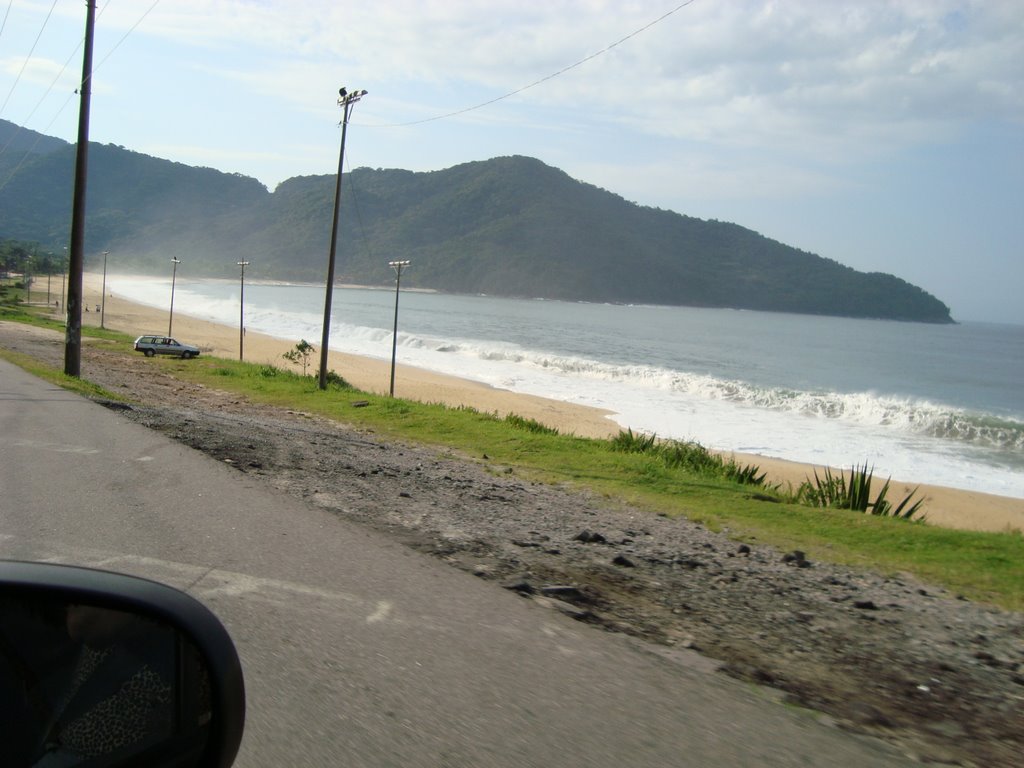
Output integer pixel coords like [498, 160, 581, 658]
[1, 0, 1021, 323]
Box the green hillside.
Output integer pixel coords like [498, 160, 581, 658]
[0, 119, 952, 323]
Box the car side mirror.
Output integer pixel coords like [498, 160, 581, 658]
[0, 561, 245, 767]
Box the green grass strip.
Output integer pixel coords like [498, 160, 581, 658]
[0, 348, 128, 402]
[167, 355, 1024, 610]
[3, 327, 1022, 611]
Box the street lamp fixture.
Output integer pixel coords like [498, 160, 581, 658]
[319, 86, 368, 390]
[168, 257, 181, 337]
[237, 261, 250, 361]
[388, 260, 411, 397]
[100, 250, 109, 329]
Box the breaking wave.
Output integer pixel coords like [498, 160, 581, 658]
[426, 339, 1024, 452]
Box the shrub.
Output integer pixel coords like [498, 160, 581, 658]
[323, 370, 350, 389]
[282, 339, 316, 376]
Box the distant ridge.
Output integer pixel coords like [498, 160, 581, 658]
[0, 120, 68, 158]
[0, 118, 953, 323]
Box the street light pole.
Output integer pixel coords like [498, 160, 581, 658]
[100, 250, 109, 329]
[388, 260, 411, 397]
[168, 257, 180, 337]
[319, 86, 368, 390]
[24, 265, 31, 305]
[237, 260, 250, 361]
[26, 247, 36, 305]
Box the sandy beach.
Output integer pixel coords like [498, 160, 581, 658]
[72, 272, 1024, 534]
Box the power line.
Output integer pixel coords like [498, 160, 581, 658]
[2, 0, 161, 140]
[0, 0, 162, 192]
[0, 43, 80, 156]
[0, 0, 59, 117]
[372, 0, 697, 129]
[0, 0, 15, 42]
[93, 0, 162, 73]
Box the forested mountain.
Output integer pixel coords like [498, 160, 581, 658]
[0, 119, 952, 323]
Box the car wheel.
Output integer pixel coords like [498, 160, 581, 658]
[181, 351, 193, 359]
[144, 348, 155, 357]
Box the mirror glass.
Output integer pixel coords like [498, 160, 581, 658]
[0, 592, 212, 767]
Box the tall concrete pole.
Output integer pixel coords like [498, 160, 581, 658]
[100, 250, 108, 329]
[238, 260, 250, 360]
[318, 87, 367, 390]
[388, 260, 410, 397]
[168, 257, 180, 336]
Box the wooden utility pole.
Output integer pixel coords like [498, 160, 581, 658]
[64, 0, 97, 377]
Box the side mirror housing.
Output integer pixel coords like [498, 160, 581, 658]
[0, 561, 245, 767]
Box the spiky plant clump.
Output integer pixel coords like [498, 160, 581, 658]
[724, 462, 768, 487]
[796, 463, 924, 520]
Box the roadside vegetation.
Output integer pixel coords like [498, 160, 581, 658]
[139, 353, 1024, 610]
[1, 297, 1021, 610]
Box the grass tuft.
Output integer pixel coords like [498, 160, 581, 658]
[505, 413, 560, 435]
[611, 429, 768, 488]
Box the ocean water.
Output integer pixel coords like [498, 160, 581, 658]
[109, 276, 1024, 499]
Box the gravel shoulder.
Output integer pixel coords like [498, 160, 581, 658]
[3, 322, 1023, 767]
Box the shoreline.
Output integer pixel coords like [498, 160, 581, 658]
[71, 272, 1024, 534]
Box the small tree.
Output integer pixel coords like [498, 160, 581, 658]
[282, 339, 315, 376]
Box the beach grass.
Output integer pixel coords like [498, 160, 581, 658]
[2, 307, 1022, 611]
[160, 354, 1024, 610]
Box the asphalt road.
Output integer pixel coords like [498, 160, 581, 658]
[0, 359, 912, 767]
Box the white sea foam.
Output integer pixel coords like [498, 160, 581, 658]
[110, 277, 1024, 499]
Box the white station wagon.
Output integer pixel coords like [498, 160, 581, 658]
[134, 335, 201, 359]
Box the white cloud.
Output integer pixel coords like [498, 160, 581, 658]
[20, 0, 1018, 179]
[1, 55, 75, 90]
[119, 1, 1021, 165]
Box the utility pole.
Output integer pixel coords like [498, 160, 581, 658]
[24, 252, 32, 305]
[319, 86, 367, 390]
[64, 0, 97, 377]
[388, 260, 411, 396]
[100, 250, 108, 329]
[168, 257, 180, 336]
[237, 260, 249, 360]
